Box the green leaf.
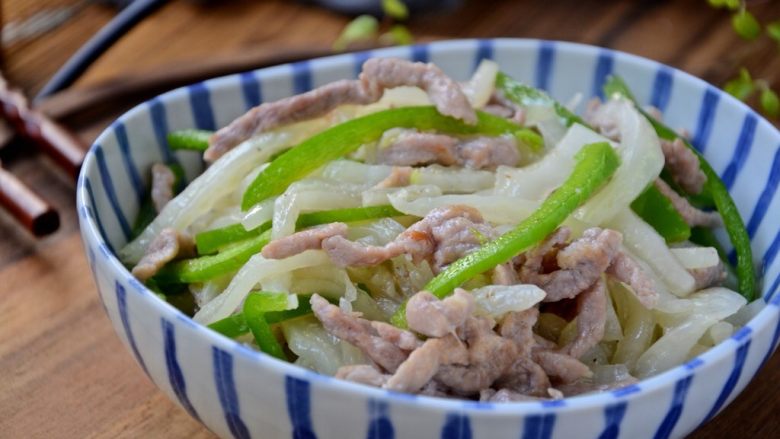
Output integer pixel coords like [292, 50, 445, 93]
[760, 87, 780, 118]
[707, 0, 728, 8]
[333, 15, 379, 51]
[382, 0, 409, 20]
[379, 24, 414, 46]
[732, 9, 761, 40]
[725, 0, 740, 10]
[767, 21, 780, 42]
[724, 68, 755, 101]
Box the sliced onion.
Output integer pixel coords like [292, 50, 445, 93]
[670, 247, 720, 270]
[283, 316, 367, 376]
[271, 181, 362, 239]
[321, 160, 393, 186]
[575, 99, 665, 225]
[494, 123, 613, 200]
[120, 132, 293, 264]
[606, 209, 695, 296]
[388, 185, 538, 224]
[193, 250, 331, 324]
[240, 198, 276, 231]
[410, 166, 495, 194]
[523, 105, 568, 150]
[635, 287, 746, 377]
[461, 59, 499, 108]
[471, 284, 546, 319]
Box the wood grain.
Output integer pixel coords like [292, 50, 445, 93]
[1, 0, 779, 437]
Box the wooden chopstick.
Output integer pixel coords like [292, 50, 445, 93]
[0, 72, 85, 180]
[0, 161, 60, 236]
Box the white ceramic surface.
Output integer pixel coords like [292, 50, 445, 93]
[77, 39, 780, 439]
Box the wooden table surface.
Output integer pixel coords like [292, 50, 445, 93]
[1, 0, 779, 437]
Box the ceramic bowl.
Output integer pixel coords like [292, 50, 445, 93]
[77, 39, 780, 439]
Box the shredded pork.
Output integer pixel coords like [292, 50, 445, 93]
[654, 179, 722, 228]
[406, 289, 475, 338]
[131, 228, 194, 282]
[310, 294, 412, 372]
[519, 227, 622, 302]
[323, 205, 495, 272]
[262, 223, 348, 259]
[206, 58, 476, 162]
[150, 163, 176, 213]
[660, 137, 707, 194]
[376, 131, 520, 170]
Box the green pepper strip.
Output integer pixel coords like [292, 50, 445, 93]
[496, 72, 585, 127]
[154, 229, 271, 284]
[208, 294, 322, 338]
[631, 185, 691, 243]
[167, 129, 212, 151]
[241, 106, 539, 210]
[195, 223, 270, 255]
[391, 141, 620, 327]
[196, 205, 405, 255]
[242, 292, 288, 360]
[496, 72, 690, 244]
[603, 75, 756, 301]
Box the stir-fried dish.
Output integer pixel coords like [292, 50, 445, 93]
[121, 58, 763, 402]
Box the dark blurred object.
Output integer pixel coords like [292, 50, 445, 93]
[307, 0, 461, 15]
[38, 45, 338, 126]
[35, 0, 170, 101]
[1, 2, 87, 47]
[0, 162, 60, 236]
[1, 73, 85, 180]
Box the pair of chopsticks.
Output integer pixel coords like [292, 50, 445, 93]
[0, 73, 85, 236]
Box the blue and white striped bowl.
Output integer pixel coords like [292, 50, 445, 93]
[77, 39, 780, 439]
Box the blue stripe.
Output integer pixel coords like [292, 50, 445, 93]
[541, 399, 565, 408]
[188, 83, 217, 130]
[94, 147, 132, 241]
[113, 122, 145, 202]
[704, 338, 752, 422]
[83, 178, 113, 252]
[598, 402, 628, 439]
[366, 399, 394, 439]
[148, 98, 174, 163]
[732, 326, 751, 342]
[766, 272, 780, 302]
[684, 357, 705, 370]
[721, 113, 757, 190]
[292, 61, 313, 94]
[535, 41, 555, 91]
[441, 413, 472, 439]
[653, 375, 693, 439]
[285, 375, 317, 439]
[759, 310, 780, 368]
[352, 50, 374, 77]
[763, 233, 780, 275]
[212, 347, 251, 439]
[522, 413, 555, 439]
[116, 281, 148, 375]
[411, 44, 429, 63]
[692, 88, 719, 153]
[240, 71, 262, 109]
[592, 51, 614, 99]
[473, 39, 493, 70]
[650, 67, 673, 112]
[746, 146, 780, 237]
[611, 384, 640, 397]
[162, 319, 201, 421]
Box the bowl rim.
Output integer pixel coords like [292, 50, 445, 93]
[77, 37, 780, 416]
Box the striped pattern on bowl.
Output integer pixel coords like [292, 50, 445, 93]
[77, 39, 780, 439]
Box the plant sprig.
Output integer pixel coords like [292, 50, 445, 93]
[707, 1, 780, 119]
[333, 0, 413, 51]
